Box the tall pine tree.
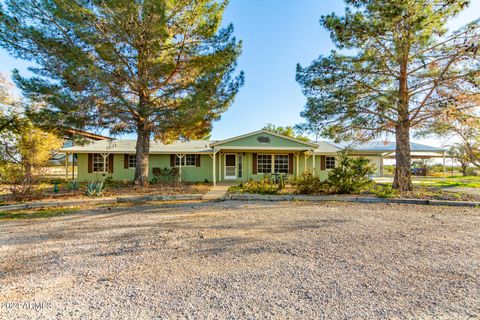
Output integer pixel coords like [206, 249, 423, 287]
[0, 0, 243, 186]
[296, 0, 479, 191]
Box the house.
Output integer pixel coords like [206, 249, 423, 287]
[59, 130, 446, 185]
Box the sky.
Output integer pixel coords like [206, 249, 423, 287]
[0, 0, 479, 147]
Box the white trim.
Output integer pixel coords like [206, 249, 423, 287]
[211, 129, 318, 148]
[224, 153, 237, 180]
[255, 153, 290, 175]
[215, 146, 313, 151]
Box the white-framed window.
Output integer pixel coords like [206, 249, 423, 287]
[128, 155, 136, 169]
[93, 154, 108, 173]
[274, 155, 289, 173]
[175, 154, 197, 167]
[257, 154, 272, 173]
[326, 156, 336, 169]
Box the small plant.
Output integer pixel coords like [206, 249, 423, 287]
[326, 149, 375, 194]
[290, 171, 325, 194]
[67, 180, 79, 191]
[229, 176, 280, 195]
[278, 174, 286, 190]
[86, 180, 105, 197]
[372, 184, 397, 198]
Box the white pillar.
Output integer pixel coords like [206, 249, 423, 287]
[304, 153, 307, 173]
[312, 153, 316, 174]
[443, 152, 446, 180]
[65, 153, 69, 181]
[296, 153, 299, 178]
[212, 150, 216, 186]
[177, 154, 184, 183]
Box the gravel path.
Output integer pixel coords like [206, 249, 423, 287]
[1, 201, 479, 319]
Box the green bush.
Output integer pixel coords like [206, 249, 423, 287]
[290, 171, 325, 194]
[371, 184, 397, 198]
[326, 149, 375, 194]
[229, 176, 280, 195]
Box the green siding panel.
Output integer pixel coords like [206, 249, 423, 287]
[76, 152, 356, 183]
[216, 132, 313, 149]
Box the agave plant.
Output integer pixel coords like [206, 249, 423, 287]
[86, 180, 105, 197]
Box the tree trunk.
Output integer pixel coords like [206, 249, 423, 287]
[393, 123, 412, 191]
[461, 164, 468, 176]
[393, 50, 412, 192]
[133, 121, 151, 187]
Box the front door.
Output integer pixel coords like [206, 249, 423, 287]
[224, 154, 236, 180]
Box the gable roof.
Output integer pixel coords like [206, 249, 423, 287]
[210, 130, 318, 148]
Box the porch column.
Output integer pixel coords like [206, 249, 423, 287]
[212, 149, 217, 186]
[177, 154, 184, 183]
[443, 151, 446, 180]
[72, 154, 75, 180]
[304, 153, 307, 173]
[312, 153, 316, 174]
[295, 153, 299, 178]
[65, 152, 69, 181]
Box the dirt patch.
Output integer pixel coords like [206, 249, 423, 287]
[0, 201, 479, 319]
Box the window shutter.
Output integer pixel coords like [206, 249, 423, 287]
[288, 154, 294, 174]
[320, 156, 326, 171]
[124, 154, 129, 169]
[88, 154, 93, 173]
[170, 154, 175, 167]
[196, 155, 201, 167]
[108, 154, 114, 173]
[252, 153, 257, 174]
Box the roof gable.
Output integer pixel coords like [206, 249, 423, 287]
[211, 130, 317, 149]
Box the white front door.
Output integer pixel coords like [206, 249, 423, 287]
[224, 154, 236, 180]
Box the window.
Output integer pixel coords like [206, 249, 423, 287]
[92, 154, 108, 173]
[326, 156, 336, 169]
[175, 154, 197, 166]
[257, 154, 272, 173]
[274, 155, 289, 173]
[128, 155, 136, 168]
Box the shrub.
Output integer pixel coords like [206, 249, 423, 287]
[371, 184, 397, 198]
[326, 149, 375, 194]
[290, 171, 325, 194]
[229, 176, 280, 195]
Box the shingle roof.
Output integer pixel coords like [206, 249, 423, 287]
[60, 139, 213, 154]
[329, 141, 445, 153]
[60, 132, 444, 155]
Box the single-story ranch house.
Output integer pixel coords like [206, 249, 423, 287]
[60, 130, 446, 185]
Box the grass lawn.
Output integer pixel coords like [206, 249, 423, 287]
[416, 176, 480, 188]
[0, 207, 80, 220]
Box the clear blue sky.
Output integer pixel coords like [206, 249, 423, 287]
[0, 0, 478, 146]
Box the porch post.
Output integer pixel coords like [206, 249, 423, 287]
[212, 149, 216, 186]
[177, 154, 184, 183]
[65, 152, 69, 181]
[304, 153, 307, 173]
[443, 151, 446, 180]
[72, 154, 75, 180]
[312, 153, 316, 174]
[296, 153, 299, 178]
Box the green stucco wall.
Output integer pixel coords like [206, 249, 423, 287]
[77, 154, 214, 182]
[76, 152, 382, 183]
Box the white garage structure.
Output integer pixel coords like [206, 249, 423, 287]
[326, 141, 447, 178]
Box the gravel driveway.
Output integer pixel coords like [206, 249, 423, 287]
[1, 201, 479, 319]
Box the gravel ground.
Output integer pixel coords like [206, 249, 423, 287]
[0, 201, 479, 319]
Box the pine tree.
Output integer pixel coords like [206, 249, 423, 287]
[0, 0, 244, 186]
[296, 0, 479, 191]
